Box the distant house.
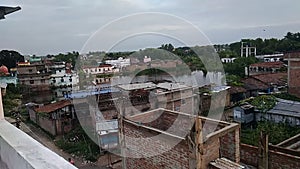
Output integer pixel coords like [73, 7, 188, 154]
[249, 61, 285, 75]
[82, 64, 118, 76]
[234, 98, 300, 126]
[241, 77, 269, 96]
[105, 57, 130, 69]
[233, 103, 255, 124]
[251, 72, 287, 92]
[49, 62, 79, 98]
[221, 58, 236, 63]
[17, 63, 51, 91]
[256, 99, 300, 126]
[255, 53, 284, 62]
[29, 100, 76, 136]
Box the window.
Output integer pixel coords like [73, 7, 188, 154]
[41, 79, 45, 83]
[53, 79, 56, 83]
[30, 80, 34, 84]
[29, 69, 33, 73]
[181, 99, 186, 105]
[61, 78, 64, 82]
[69, 78, 72, 82]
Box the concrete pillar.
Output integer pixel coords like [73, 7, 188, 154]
[241, 42, 244, 57]
[0, 88, 4, 120]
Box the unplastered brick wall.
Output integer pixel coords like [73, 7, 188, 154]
[219, 131, 238, 162]
[123, 121, 190, 169]
[269, 150, 300, 168]
[288, 60, 300, 98]
[240, 144, 258, 167]
[240, 143, 300, 168]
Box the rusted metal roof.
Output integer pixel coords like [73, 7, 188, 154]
[251, 72, 287, 86]
[34, 100, 71, 113]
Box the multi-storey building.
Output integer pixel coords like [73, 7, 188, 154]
[284, 52, 300, 98]
[49, 62, 79, 98]
[17, 62, 51, 91]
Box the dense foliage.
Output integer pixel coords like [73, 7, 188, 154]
[223, 56, 258, 77]
[47, 51, 79, 68]
[223, 74, 243, 86]
[242, 121, 300, 146]
[216, 32, 300, 58]
[2, 84, 22, 116]
[273, 93, 300, 102]
[55, 126, 100, 162]
[250, 95, 276, 112]
[0, 50, 24, 70]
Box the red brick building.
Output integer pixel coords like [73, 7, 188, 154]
[284, 52, 300, 98]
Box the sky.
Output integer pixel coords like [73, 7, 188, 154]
[1, 0, 300, 55]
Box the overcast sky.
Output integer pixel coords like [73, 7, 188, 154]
[1, 0, 300, 55]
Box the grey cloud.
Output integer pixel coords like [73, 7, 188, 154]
[0, 0, 299, 55]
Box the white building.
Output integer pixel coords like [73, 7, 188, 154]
[221, 58, 236, 63]
[105, 57, 130, 69]
[255, 53, 284, 62]
[49, 63, 79, 98]
[82, 64, 119, 76]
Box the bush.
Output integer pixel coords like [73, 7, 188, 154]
[55, 126, 100, 162]
[241, 121, 300, 146]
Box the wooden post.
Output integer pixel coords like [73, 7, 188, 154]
[235, 127, 240, 163]
[258, 131, 269, 169]
[195, 117, 203, 169]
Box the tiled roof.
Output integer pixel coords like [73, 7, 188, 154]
[250, 61, 284, 68]
[252, 72, 287, 86]
[242, 77, 269, 90]
[228, 86, 247, 94]
[34, 100, 72, 113]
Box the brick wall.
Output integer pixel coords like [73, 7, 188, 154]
[288, 60, 300, 98]
[123, 122, 190, 169]
[37, 115, 56, 136]
[202, 138, 220, 168]
[240, 144, 258, 167]
[240, 144, 300, 168]
[219, 131, 239, 162]
[269, 149, 300, 169]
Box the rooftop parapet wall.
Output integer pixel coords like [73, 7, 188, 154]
[122, 108, 240, 169]
[0, 120, 77, 169]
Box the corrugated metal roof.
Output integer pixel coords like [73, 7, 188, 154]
[34, 100, 71, 113]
